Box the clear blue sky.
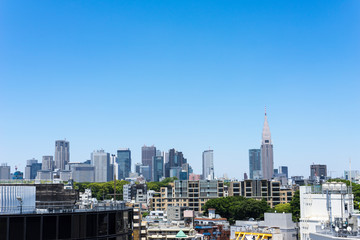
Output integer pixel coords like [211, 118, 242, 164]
[0, 1, 359, 179]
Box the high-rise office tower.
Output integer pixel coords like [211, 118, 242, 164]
[42, 156, 54, 171]
[92, 150, 112, 182]
[202, 150, 214, 180]
[249, 149, 261, 179]
[117, 148, 131, 180]
[142, 145, 156, 180]
[135, 163, 142, 175]
[55, 140, 69, 170]
[278, 166, 288, 178]
[310, 164, 327, 180]
[25, 159, 42, 180]
[152, 156, 164, 182]
[261, 109, 274, 180]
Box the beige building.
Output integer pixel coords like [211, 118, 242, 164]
[228, 179, 294, 208]
[150, 180, 224, 212]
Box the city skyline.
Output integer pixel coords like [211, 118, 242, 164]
[1, 1, 359, 179]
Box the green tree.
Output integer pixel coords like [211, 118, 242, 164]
[274, 203, 291, 213]
[290, 190, 300, 222]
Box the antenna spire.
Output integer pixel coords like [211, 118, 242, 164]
[265, 106, 267, 116]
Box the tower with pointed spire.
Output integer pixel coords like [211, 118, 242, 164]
[261, 107, 274, 180]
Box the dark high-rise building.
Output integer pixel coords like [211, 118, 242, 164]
[55, 140, 69, 170]
[165, 149, 187, 178]
[261, 109, 274, 180]
[117, 148, 131, 180]
[152, 156, 164, 182]
[279, 166, 288, 178]
[141, 145, 156, 180]
[310, 164, 327, 180]
[249, 149, 261, 179]
[135, 163, 142, 175]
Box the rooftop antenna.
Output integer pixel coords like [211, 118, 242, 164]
[265, 106, 267, 116]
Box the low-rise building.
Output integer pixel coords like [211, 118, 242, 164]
[150, 180, 224, 213]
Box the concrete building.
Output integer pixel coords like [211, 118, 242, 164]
[41, 156, 54, 171]
[261, 109, 274, 180]
[0, 164, 11, 180]
[36, 170, 53, 181]
[150, 180, 224, 212]
[228, 179, 293, 207]
[249, 149, 261, 179]
[167, 206, 188, 221]
[299, 183, 354, 240]
[202, 150, 214, 180]
[67, 163, 95, 182]
[54, 140, 70, 170]
[117, 148, 131, 180]
[92, 150, 112, 182]
[123, 183, 147, 203]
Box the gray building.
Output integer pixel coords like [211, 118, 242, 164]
[152, 156, 164, 182]
[42, 156, 54, 171]
[0, 164, 11, 180]
[25, 159, 42, 180]
[142, 145, 156, 180]
[67, 163, 95, 182]
[261, 110, 274, 180]
[55, 140, 70, 170]
[92, 150, 112, 182]
[140, 165, 151, 181]
[279, 166, 288, 179]
[249, 149, 261, 179]
[167, 206, 188, 221]
[36, 170, 53, 181]
[117, 148, 131, 180]
[123, 183, 147, 203]
[202, 150, 214, 180]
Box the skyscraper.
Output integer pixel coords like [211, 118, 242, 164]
[310, 164, 327, 180]
[152, 156, 164, 182]
[261, 109, 274, 180]
[55, 140, 69, 170]
[0, 164, 10, 180]
[117, 148, 131, 180]
[92, 150, 112, 182]
[202, 150, 214, 180]
[278, 166, 288, 178]
[249, 149, 261, 179]
[142, 145, 156, 180]
[24, 159, 42, 180]
[42, 156, 54, 171]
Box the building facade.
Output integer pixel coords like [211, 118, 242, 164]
[42, 156, 54, 171]
[310, 164, 327, 180]
[249, 149, 261, 179]
[228, 180, 293, 207]
[54, 140, 70, 170]
[152, 156, 164, 182]
[92, 150, 112, 182]
[117, 149, 131, 180]
[202, 150, 214, 180]
[142, 145, 156, 180]
[261, 110, 274, 180]
[0, 164, 10, 180]
[149, 180, 224, 212]
[25, 159, 42, 180]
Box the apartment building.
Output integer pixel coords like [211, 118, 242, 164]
[150, 180, 224, 212]
[228, 179, 293, 207]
